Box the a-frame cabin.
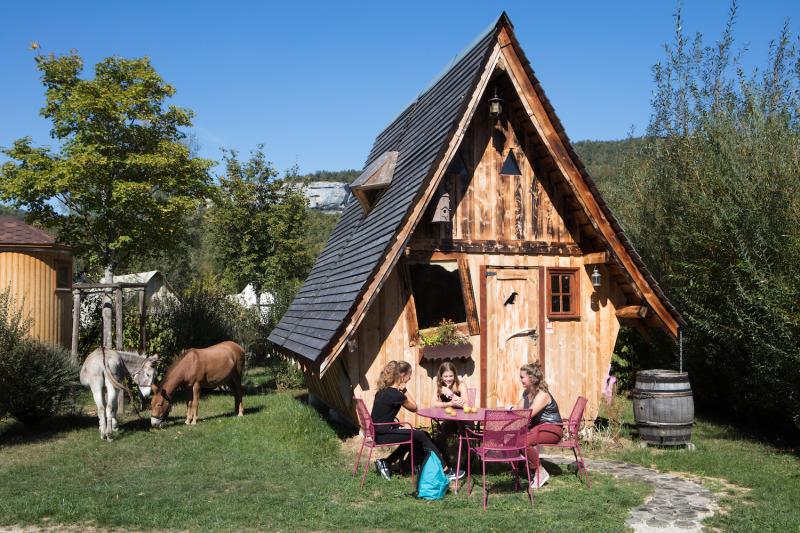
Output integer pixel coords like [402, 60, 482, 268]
[269, 13, 684, 426]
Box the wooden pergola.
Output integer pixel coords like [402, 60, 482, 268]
[70, 282, 150, 358]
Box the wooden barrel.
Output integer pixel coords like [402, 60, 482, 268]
[632, 369, 694, 446]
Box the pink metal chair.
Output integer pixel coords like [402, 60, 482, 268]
[352, 397, 415, 488]
[537, 396, 591, 488]
[466, 409, 533, 510]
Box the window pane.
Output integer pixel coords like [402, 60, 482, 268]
[409, 263, 467, 329]
[562, 295, 571, 313]
[550, 274, 559, 293]
[551, 295, 560, 312]
[561, 274, 571, 294]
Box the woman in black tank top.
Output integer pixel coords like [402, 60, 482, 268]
[516, 362, 563, 488]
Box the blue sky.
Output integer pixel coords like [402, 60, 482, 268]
[1, 1, 799, 177]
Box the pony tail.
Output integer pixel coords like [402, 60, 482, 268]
[377, 361, 398, 391]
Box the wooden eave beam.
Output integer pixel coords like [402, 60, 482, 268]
[583, 252, 609, 265]
[497, 26, 679, 338]
[616, 305, 649, 319]
[316, 43, 505, 375]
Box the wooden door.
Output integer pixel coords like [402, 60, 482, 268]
[485, 268, 540, 408]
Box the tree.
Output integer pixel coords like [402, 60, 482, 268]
[603, 4, 800, 430]
[0, 51, 213, 281]
[209, 146, 311, 320]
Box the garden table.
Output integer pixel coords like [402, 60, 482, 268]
[417, 407, 486, 494]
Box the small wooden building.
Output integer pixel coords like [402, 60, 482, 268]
[269, 14, 684, 426]
[0, 216, 73, 347]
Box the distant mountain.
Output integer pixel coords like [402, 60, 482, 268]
[296, 169, 360, 184]
[0, 205, 26, 220]
[573, 138, 642, 183]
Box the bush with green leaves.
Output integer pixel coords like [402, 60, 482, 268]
[600, 5, 800, 430]
[0, 339, 80, 424]
[0, 288, 79, 424]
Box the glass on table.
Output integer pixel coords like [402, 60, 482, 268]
[466, 387, 477, 407]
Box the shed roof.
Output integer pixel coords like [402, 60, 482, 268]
[269, 13, 683, 371]
[0, 216, 60, 246]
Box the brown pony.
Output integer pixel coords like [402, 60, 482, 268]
[150, 341, 245, 427]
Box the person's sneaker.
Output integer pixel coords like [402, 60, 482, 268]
[374, 459, 392, 481]
[530, 467, 550, 489]
[448, 469, 466, 482]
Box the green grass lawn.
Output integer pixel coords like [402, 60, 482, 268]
[0, 368, 646, 532]
[594, 398, 800, 532]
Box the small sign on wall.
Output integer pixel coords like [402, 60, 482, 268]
[545, 321, 554, 334]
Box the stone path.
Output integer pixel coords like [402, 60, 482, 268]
[542, 455, 718, 533]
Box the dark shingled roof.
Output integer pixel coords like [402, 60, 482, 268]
[270, 13, 684, 367]
[0, 216, 58, 245]
[268, 22, 497, 363]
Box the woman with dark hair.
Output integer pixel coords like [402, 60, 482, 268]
[371, 360, 446, 480]
[517, 361, 562, 488]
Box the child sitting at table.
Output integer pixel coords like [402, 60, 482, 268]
[431, 361, 468, 481]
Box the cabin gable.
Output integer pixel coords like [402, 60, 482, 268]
[272, 13, 684, 425]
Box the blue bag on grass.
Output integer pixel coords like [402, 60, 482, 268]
[415, 452, 448, 500]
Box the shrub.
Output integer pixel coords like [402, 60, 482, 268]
[0, 288, 31, 421]
[601, 7, 800, 430]
[0, 339, 80, 424]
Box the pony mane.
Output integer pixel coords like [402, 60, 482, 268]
[164, 348, 194, 373]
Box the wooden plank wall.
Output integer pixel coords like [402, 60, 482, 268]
[0, 250, 72, 348]
[334, 254, 623, 426]
[412, 83, 578, 247]
[318, 70, 629, 425]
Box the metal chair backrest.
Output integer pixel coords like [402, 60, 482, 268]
[482, 409, 531, 450]
[565, 396, 588, 442]
[353, 397, 375, 440]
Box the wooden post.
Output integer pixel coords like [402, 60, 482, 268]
[114, 286, 125, 414]
[138, 289, 147, 353]
[115, 287, 124, 350]
[102, 270, 113, 349]
[71, 289, 81, 361]
[102, 293, 112, 348]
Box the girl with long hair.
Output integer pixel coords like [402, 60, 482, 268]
[431, 361, 469, 480]
[370, 360, 446, 480]
[516, 361, 563, 488]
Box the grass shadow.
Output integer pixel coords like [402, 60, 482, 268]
[294, 392, 358, 440]
[152, 405, 266, 428]
[0, 413, 97, 447]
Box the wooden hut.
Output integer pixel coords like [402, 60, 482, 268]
[0, 217, 73, 347]
[269, 14, 684, 426]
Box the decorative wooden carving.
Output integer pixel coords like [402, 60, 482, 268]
[514, 175, 524, 240]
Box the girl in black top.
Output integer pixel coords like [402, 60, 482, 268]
[371, 361, 445, 479]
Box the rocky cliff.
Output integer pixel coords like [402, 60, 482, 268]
[302, 181, 351, 212]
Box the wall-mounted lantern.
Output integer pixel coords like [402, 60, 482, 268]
[591, 266, 602, 288]
[488, 87, 503, 118]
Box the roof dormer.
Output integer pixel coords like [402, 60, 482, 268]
[349, 151, 399, 213]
